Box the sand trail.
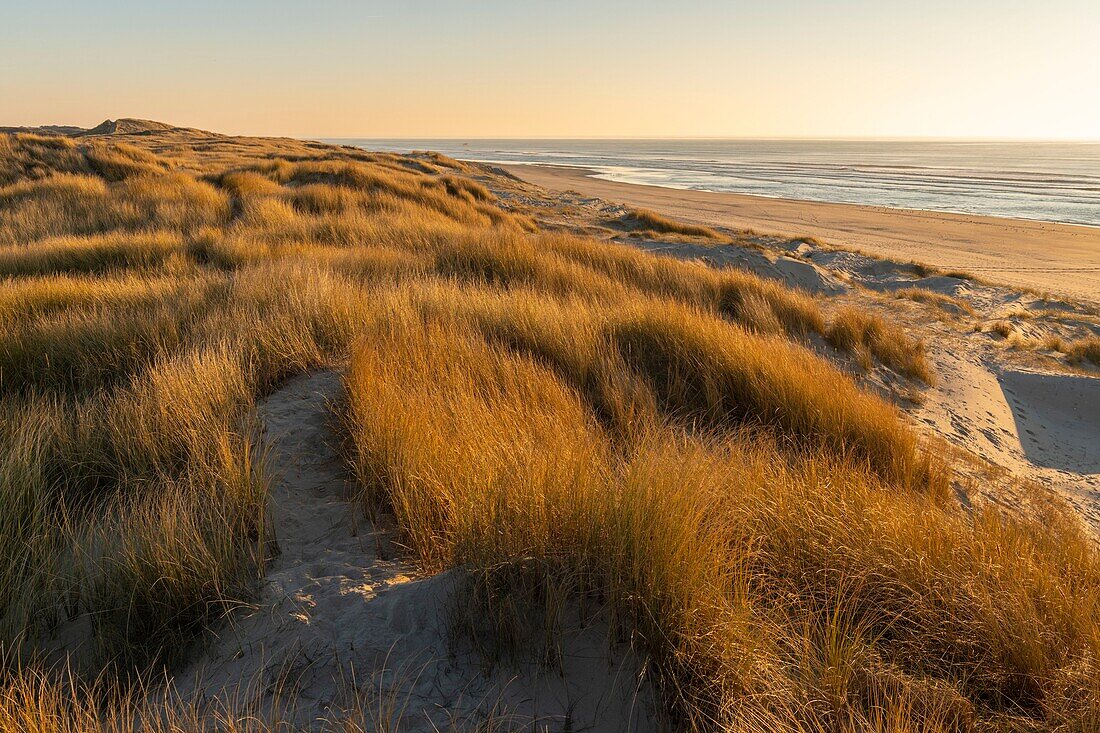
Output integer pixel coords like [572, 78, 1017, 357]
[170, 371, 655, 732]
[916, 351, 1023, 471]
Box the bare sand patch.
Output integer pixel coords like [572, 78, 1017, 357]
[169, 371, 656, 732]
[998, 370, 1100, 473]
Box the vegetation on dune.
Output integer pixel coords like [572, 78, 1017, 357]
[344, 302, 1098, 731]
[0, 128, 1097, 732]
[827, 307, 935, 384]
[977, 324, 1100, 367]
[892, 286, 975, 317]
[0, 133, 168, 186]
[622, 207, 725, 240]
[1065, 335, 1100, 367]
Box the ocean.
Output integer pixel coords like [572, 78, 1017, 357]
[328, 139, 1100, 227]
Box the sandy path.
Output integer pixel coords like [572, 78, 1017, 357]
[170, 371, 655, 732]
[502, 164, 1100, 304]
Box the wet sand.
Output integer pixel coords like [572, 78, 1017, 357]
[502, 164, 1100, 304]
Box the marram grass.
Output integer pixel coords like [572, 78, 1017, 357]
[0, 128, 1096, 732]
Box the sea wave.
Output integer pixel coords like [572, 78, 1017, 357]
[329, 139, 1100, 226]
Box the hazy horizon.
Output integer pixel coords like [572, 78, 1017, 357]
[3, 1, 1098, 141]
[327, 135, 1100, 143]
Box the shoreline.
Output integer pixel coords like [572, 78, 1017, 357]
[500, 163, 1100, 304]
[497, 161, 1100, 230]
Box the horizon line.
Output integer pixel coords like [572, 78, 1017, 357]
[314, 134, 1100, 144]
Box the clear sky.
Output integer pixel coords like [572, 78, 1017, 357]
[2, 0, 1098, 139]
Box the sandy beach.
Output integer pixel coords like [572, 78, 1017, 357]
[503, 164, 1100, 304]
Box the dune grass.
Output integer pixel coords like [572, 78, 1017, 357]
[622, 207, 725, 240]
[0, 133, 169, 186]
[827, 307, 935, 384]
[0, 231, 188, 276]
[892, 286, 975, 317]
[989, 330, 1100, 367]
[1, 127, 1097, 732]
[1065, 335, 1100, 367]
[343, 297, 1098, 731]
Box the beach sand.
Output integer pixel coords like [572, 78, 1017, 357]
[502, 164, 1100, 304]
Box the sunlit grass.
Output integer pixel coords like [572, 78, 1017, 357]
[343, 301, 1098, 731]
[1, 126, 1095, 732]
[827, 306, 935, 384]
[623, 207, 725, 240]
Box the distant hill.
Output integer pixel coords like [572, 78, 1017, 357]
[77, 118, 184, 136]
[1, 118, 212, 138]
[0, 124, 86, 136]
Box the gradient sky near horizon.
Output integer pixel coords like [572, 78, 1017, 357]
[2, 0, 1098, 140]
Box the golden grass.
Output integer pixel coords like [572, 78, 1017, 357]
[983, 319, 1017, 340]
[0, 660, 524, 732]
[827, 307, 935, 384]
[1065, 335, 1100, 367]
[2, 126, 1097, 731]
[540, 232, 825, 336]
[343, 303, 1099, 731]
[0, 134, 168, 186]
[0, 231, 188, 276]
[980, 325, 1100, 368]
[892, 286, 974, 316]
[0, 172, 231, 245]
[623, 207, 725, 240]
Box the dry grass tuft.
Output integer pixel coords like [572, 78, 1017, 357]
[622, 207, 725, 240]
[893, 286, 974, 316]
[1065, 335, 1100, 366]
[984, 319, 1016, 339]
[827, 307, 935, 383]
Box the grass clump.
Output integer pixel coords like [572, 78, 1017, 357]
[893, 286, 974, 316]
[1065, 335, 1100, 366]
[608, 302, 937, 490]
[983, 319, 1017, 340]
[622, 207, 725, 240]
[827, 307, 935, 384]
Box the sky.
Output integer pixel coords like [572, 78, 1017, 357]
[2, 0, 1098, 140]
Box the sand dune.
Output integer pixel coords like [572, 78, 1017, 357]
[999, 370, 1100, 473]
[6, 126, 1098, 729]
[504, 164, 1100, 304]
[580, 221, 1099, 530]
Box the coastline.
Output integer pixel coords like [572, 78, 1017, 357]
[501, 163, 1100, 304]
